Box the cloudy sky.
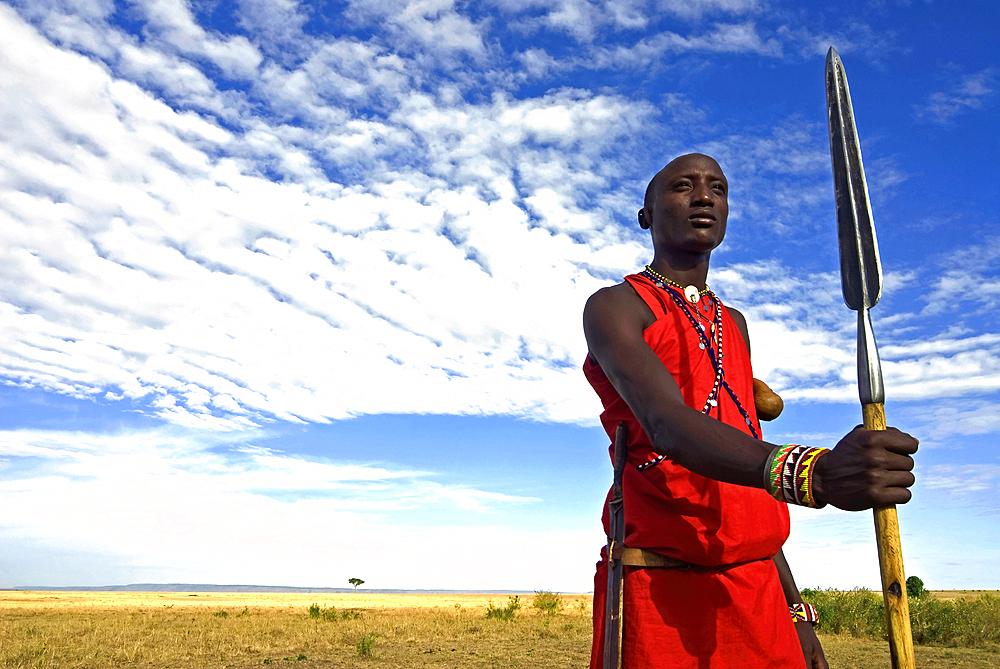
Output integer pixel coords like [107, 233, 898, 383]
[0, 0, 997, 592]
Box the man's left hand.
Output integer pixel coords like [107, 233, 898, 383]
[795, 621, 828, 669]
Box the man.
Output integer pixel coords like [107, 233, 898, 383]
[583, 153, 918, 668]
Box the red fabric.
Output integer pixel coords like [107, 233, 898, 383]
[585, 273, 802, 668]
[590, 560, 802, 669]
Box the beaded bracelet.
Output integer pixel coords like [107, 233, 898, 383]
[765, 444, 831, 508]
[790, 603, 819, 625]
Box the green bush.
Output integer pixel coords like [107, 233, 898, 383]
[356, 632, 380, 658]
[532, 591, 562, 615]
[907, 576, 926, 599]
[485, 596, 521, 621]
[802, 588, 885, 638]
[799, 588, 1000, 649]
[910, 594, 1000, 647]
[307, 604, 339, 621]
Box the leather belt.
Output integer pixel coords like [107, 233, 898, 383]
[611, 544, 692, 570]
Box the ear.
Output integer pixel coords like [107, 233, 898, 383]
[638, 208, 650, 230]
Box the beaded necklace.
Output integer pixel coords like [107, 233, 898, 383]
[639, 269, 759, 441]
[644, 265, 711, 305]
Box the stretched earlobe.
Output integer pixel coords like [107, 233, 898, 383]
[638, 209, 649, 229]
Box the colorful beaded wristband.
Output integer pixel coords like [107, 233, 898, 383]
[790, 603, 819, 624]
[765, 444, 831, 508]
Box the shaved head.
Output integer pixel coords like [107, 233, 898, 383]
[643, 153, 725, 213]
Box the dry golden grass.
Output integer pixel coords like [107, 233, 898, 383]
[820, 635, 1000, 668]
[0, 591, 594, 668]
[931, 591, 1000, 602]
[0, 591, 542, 611]
[4, 591, 1000, 668]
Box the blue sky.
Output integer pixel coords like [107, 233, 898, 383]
[0, 0, 997, 592]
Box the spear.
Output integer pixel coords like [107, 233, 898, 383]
[603, 422, 628, 669]
[825, 46, 915, 669]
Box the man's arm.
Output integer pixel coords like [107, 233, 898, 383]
[583, 284, 917, 509]
[774, 550, 829, 669]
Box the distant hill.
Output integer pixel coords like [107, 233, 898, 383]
[8, 584, 530, 594]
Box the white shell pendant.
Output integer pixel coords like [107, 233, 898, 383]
[684, 285, 700, 304]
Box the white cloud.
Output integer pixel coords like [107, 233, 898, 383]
[923, 463, 1000, 495]
[916, 68, 996, 124]
[0, 426, 597, 589]
[775, 22, 888, 60]
[2, 2, 999, 431]
[496, 0, 607, 43]
[0, 7, 654, 427]
[656, 0, 759, 19]
[515, 47, 567, 79]
[0, 0, 997, 596]
[585, 21, 782, 69]
[713, 262, 1000, 405]
[343, 0, 488, 59]
[132, 0, 263, 78]
[495, 0, 759, 43]
[234, 0, 313, 64]
[897, 399, 1000, 442]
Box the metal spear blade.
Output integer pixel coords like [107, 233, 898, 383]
[826, 47, 882, 312]
[827, 47, 885, 405]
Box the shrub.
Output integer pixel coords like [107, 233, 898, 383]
[485, 596, 521, 621]
[800, 588, 1000, 649]
[356, 632, 380, 658]
[803, 588, 885, 638]
[532, 591, 562, 615]
[907, 576, 927, 599]
[910, 593, 1000, 647]
[307, 604, 339, 621]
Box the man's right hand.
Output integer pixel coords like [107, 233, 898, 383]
[813, 426, 918, 511]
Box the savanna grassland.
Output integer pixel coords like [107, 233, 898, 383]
[3, 590, 1000, 668]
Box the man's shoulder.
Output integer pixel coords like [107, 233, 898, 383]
[585, 280, 641, 315]
[722, 304, 751, 354]
[590, 280, 635, 301]
[724, 304, 747, 327]
[585, 279, 655, 332]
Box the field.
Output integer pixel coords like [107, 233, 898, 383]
[3, 590, 1000, 668]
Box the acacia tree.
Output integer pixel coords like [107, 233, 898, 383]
[348, 577, 364, 592]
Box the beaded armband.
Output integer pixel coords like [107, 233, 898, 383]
[765, 444, 831, 508]
[790, 602, 819, 625]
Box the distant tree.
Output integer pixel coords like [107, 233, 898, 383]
[906, 575, 926, 599]
[348, 577, 365, 592]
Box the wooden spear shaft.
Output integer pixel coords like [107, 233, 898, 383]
[865, 402, 915, 669]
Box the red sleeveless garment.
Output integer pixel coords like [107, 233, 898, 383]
[585, 274, 802, 669]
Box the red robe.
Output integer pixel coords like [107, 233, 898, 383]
[585, 273, 802, 668]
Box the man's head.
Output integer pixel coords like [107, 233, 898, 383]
[638, 153, 729, 261]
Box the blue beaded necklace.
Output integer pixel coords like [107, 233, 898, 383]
[639, 268, 759, 440]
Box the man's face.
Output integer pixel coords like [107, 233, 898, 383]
[644, 154, 729, 257]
